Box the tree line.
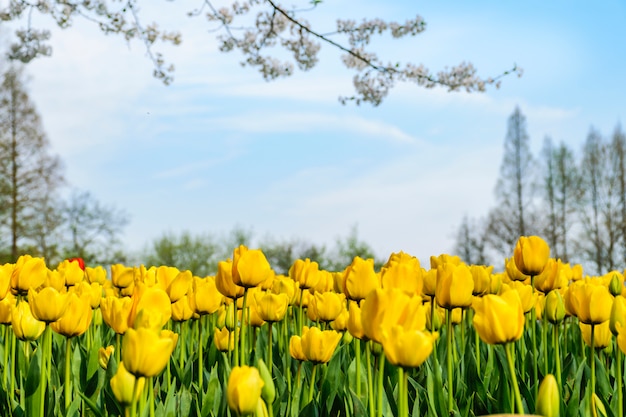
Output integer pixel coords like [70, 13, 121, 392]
[0, 64, 129, 265]
[453, 106, 626, 276]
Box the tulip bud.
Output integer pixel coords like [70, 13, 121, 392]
[611, 296, 626, 336]
[536, 374, 559, 417]
[256, 359, 275, 405]
[227, 366, 264, 416]
[610, 273, 623, 296]
[544, 290, 565, 324]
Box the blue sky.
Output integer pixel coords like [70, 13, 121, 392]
[11, 1, 626, 266]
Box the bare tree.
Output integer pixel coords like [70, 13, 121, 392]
[610, 124, 626, 267]
[540, 138, 581, 262]
[575, 128, 621, 274]
[1, 1, 521, 105]
[63, 190, 130, 265]
[452, 214, 489, 265]
[0, 65, 64, 262]
[485, 106, 539, 257]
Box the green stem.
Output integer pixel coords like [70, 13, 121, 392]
[149, 377, 155, 417]
[240, 289, 249, 366]
[505, 342, 524, 414]
[355, 338, 361, 397]
[9, 328, 15, 404]
[298, 291, 304, 335]
[179, 321, 186, 371]
[475, 328, 480, 371]
[542, 313, 548, 376]
[590, 323, 596, 397]
[616, 342, 623, 417]
[530, 275, 538, 397]
[308, 363, 317, 404]
[267, 322, 273, 376]
[65, 337, 72, 412]
[554, 324, 561, 390]
[232, 300, 239, 367]
[39, 325, 50, 417]
[366, 341, 375, 417]
[198, 319, 204, 394]
[116, 333, 121, 363]
[3, 325, 8, 390]
[129, 378, 140, 417]
[397, 367, 406, 417]
[377, 350, 385, 417]
[446, 310, 453, 413]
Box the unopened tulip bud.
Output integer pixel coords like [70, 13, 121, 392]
[536, 374, 559, 417]
[544, 290, 565, 324]
[256, 359, 275, 405]
[610, 273, 623, 296]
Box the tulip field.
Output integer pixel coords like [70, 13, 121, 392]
[1, 236, 626, 416]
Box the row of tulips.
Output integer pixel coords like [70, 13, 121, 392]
[0, 237, 625, 416]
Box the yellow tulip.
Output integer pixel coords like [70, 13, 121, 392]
[470, 265, 493, 296]
[28, 286, 69, 323]
[271, 276, 299, 305]
[289, 258, 321, 290]
[0, 293, 15, 324]
[11, 301, 45, 341]
[330, 307, 349, 331]
[380, 252, 423, 295]
[435, 262, 474, 310]
[300, 326, 342, 363]
[190, 276, 223, 315]
[504, 257, 530, 282]
[254, 291, 289, 322]
[227, 366, 264, 416]
[569, 280, 613, 325]
[100, 296, 133, 334]
[213, 327, 236, 352]
[342, 256, 380, 301]
[289, 333, 308, 361]
[110, 264, 135, 289]
[347, 301, 366, 340]
[0, 263, 13, 300]
[429, 254, 461, 269]
[122, 327, 178, 378]
[98, 345, 115, 370]
[57, 259, 85, 287]
[472, 290, 524, 345]
[381, 325, 438, 368]
[534, 258, 567, 293]
[50, 292, 93, 337]
[165, 270, 193, 303]
[85, 266, 107, 285]
[361, 288, 425, 344]
[110, 362, 145, 406]
[580, 321, 612, 349]
[128, 284, 172, 330]
[11, 255, 47, 295]
[171, 295, 194, 322]
[514, 236, 550, 276]
[506, 281, 537, 314]
[216, 260, 245, 299]
[232, 245, 272, 289]
[308, 291, 345, 323]
[489, 272, 503, 294]
[310, 270, 334, 294]
[422, 268, 437, 297]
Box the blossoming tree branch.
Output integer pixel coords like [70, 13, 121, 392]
[1, 0, 521, 105]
